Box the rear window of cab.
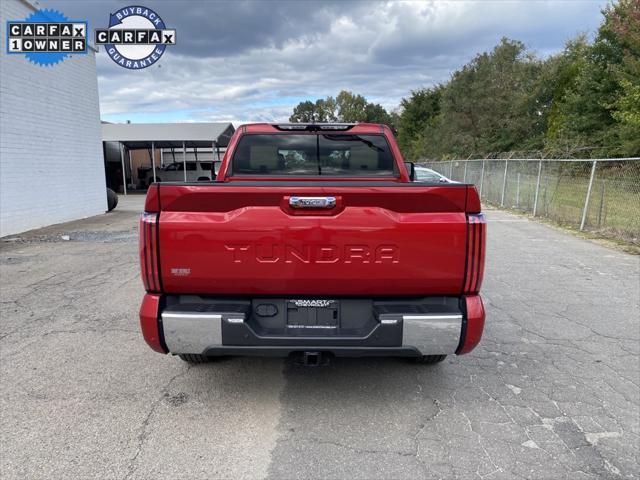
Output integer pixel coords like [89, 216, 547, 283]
[231, 134, 398, 177]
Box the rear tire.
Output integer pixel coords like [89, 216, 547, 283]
[178, 354, 212, 364]
[412, 354, 447, 364]
[106, 188, 118, 211]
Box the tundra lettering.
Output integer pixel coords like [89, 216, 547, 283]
[223, 243, 400, 264]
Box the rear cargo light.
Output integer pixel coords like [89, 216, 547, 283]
[316, 124, 354, 130]
[139, 212, 162, 293]
[273, 124, 355, 131]
[275, 124, 308, 130]
[463, 213, 486, 295]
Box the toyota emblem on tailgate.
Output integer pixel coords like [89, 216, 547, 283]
[289, 196, 336, 209]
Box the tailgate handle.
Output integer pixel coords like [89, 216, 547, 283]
[289, 196, 336, 209]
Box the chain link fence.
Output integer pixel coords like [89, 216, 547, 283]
[419, 158, 640, 244]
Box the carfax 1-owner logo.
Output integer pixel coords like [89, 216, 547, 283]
[6, 9, 87, 66]
[95, 6, 176, 69]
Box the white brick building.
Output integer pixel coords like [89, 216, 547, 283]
[0, 0, 106, 236]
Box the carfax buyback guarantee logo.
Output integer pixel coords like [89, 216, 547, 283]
[95, 6, 175, 69]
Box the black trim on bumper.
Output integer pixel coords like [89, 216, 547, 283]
[222, 321, 402, 347]
[202, 346, 422, 358]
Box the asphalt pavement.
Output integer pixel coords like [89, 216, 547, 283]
[1, 195, 638, 480]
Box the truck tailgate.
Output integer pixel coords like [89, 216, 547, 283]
[156, 183, 469, 296]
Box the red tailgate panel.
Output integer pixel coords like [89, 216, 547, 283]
[157, 185, 468, 296]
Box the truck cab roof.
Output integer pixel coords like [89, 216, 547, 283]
[240, 123, 390, 134]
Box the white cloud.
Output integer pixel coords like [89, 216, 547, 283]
[69, 0, 608, 123]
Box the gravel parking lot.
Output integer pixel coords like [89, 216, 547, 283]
[1, 195, 638, 480]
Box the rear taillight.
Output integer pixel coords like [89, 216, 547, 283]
[463, 213, 486, 294]
[140, 212, 162, 292]
[457, 295, 485, 354]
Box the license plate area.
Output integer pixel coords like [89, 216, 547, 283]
[286, 299, 339, 335]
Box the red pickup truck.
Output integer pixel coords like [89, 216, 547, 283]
[139, 123, 486, 366]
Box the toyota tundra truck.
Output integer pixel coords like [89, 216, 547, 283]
[138, 123, 486, 366]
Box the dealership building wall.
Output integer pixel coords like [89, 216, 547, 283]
[0, 0, 106, 236]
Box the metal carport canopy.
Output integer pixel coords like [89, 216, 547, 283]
[101, 122, 235, 194]
[101, 122, 235, 148]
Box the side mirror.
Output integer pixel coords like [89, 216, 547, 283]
[404, 161, 416, 181]
[212, 160, 222, 176]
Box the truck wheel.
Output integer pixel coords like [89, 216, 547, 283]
[178, 354, 212, 364]
[106, 188, 118, 211]
[412, 355, 447, 364]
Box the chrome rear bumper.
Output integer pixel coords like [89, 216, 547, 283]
[161, 308, 463, 357]
[399, 314, 462, 355]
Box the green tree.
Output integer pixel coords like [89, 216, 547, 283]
[335, 91, 368, 122]
[613, 79, 640, 153]
[289, 91, 392, 125]
[607, 0, 640, 154]
[289, 98, 338, 123]
[547, 0, 640, 156]
[544, 37, 591, 149]
[363, 102, 394, 125]
[433, 38, 545, 157]
[396, 86, 443, 158]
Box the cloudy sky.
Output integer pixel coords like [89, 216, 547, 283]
[48, 0, 608, 124]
